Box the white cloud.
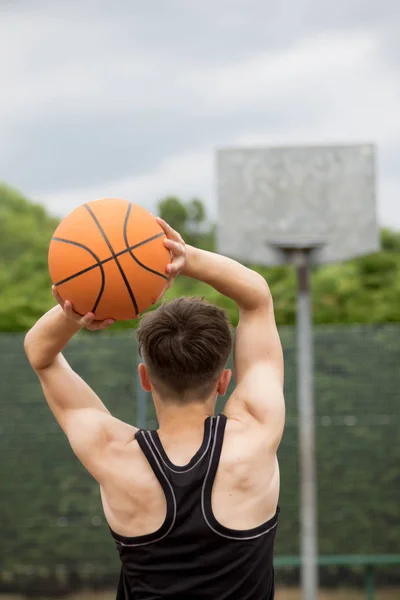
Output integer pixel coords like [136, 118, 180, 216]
[32, 29, 400, 229]
[34, 148, 214, 218]
[0, 9, 161, 121]
[188, 30, 377, 112]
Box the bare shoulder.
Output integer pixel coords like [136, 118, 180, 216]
[211, 416, 280, 530]
[223, 365, 285, 451]
[102, 427, 164, 492]
[223, 415, 276, 461]
[100, 433, 168, 538]
[103, 413, 138, 443]
[105, 429, 147, 474]
[69, 409, 137, 452]
[220, 415, 280, 496]
[69, 410, 138, 483]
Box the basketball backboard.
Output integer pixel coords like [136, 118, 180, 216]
[216, 144, 379, 266]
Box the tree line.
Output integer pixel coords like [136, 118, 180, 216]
[1, 183, 400, 331]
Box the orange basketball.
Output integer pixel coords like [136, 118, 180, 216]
[48, 199, 170, 320]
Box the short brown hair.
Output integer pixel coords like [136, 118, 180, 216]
[136, 297, 233, 402]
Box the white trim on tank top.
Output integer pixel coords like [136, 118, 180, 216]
[147, 416, 215, 474]
[115, 431, 177, 547]
[201, 415, 278, 541]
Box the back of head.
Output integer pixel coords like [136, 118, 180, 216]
[136, 297, 233, 403]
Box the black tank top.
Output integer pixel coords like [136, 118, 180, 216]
[110, 414, 279, 600]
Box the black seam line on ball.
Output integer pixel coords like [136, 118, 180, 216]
[123, 203, 168, 281]
[51, 238, 105, 313]
[83, 203, 139, 316]
[53, 232, 165, 286]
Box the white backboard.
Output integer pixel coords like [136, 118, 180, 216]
[216, 144, 379, 266]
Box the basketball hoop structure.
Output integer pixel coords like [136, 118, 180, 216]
[216, 144, 379, 600]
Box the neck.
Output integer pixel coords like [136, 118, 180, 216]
[155, 397, 216, 435]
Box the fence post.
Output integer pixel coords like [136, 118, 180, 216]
[365, 565, 375, 600]
[296, 250, 318, 600]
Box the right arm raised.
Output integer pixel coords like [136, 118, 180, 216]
[156, 217, 284, 448]
[183, 246, 284, 444]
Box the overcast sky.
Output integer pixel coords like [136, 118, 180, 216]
[1, 0, 400, 229]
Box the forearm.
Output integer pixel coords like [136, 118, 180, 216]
[182, 246, 271, 311]
[24, 305, 81, 370]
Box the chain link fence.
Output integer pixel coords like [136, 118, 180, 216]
[0, 324, 399, 595]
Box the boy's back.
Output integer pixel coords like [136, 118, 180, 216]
[24, 218, 285, 598]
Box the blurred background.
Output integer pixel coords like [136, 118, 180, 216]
[1, 1, 400, 599]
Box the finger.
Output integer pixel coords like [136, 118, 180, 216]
[88, 319, 115, 331]
[163, 239, 185, 254]
[52, 286, 64, 305]
[81, 312, 96, 327]
[156, 217, 182, 242]
[167, 258, 185, 274]
[63, 300, 76, 318]
[99, 319, 115, 329]
[63, 300, 87, 322]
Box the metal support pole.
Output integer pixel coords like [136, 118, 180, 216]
[295, 249, 318, 600]
[365, 565, 375, 600]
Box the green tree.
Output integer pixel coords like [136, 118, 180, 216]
[157, 196, 215, 251]
[2, 183, 400, 332]
[186, 197, 205, 223]
[0, 184, 59, 331]
[381, 227, 400, 252]
[157, 196, 188, 233]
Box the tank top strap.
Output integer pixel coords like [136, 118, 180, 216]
[134, 429, 176, 514]
[135, 429, 170, 479]
[205, 413, 228, 479]
[110, 429, 176, 547]
[146, 416, 216, 476]
[202, 414, 280, 541]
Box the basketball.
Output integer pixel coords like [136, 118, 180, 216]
[48, 199, 170, 321]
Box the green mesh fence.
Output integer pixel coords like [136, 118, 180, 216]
[0, 325, 399, 594]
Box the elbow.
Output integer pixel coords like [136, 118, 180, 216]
[249, 272, 272, 309]
[24, 330, 33, 360]
[255, 272, 271, 296]
[239, 273, 272, 312]
[24, 331, 45, 371]
[24, 333, 58, 372]
[24, 331, 37, 368]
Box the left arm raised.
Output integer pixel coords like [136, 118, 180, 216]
[24, 305, 134, 480]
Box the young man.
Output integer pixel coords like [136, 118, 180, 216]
[24, 218, 285, 600]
